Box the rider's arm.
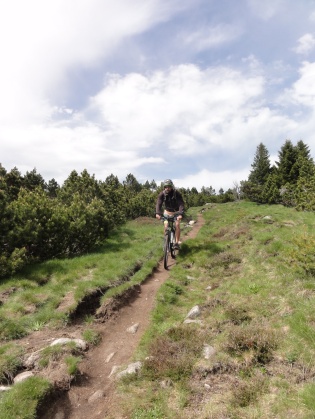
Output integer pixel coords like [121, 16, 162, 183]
[155, 192, 164, 219]
[176, 192, 185, 216]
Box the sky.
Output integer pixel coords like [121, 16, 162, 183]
[1, 0, 315, 192]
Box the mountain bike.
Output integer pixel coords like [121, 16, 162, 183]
[161, 213, 181, 270]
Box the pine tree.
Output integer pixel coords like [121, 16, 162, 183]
[5, 167, 23, 201]
[261, 174, 281, 204]
[123, 173, 142, 193]
[46, 178, 60, 198]
[291, 140, 315, 181]
[275, 139, 298, 186]
[248, 143, 271, 185]
[295, 175, 315, 211]
[24, 168, 46, 191]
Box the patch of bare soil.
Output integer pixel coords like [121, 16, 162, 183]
[35, 214, 205, 419]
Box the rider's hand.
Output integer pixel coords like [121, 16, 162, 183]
[156, 214, 161, 220]
[177, 215, 182, 220]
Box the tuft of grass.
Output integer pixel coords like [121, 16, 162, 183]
[37, 341, 82, 370]
[301, 383, 315, 412]
[0, 343, 24, 384]
[65, 355, 81, 376]
[82, 328, 101, 346]
[131, 404, 167, 419]
[30, 321, 45, 332]
[0, 376, 51, 419]
[0, 317, 27, 341]
[157, 280, 183, 305]
[38, 344, 65, 369]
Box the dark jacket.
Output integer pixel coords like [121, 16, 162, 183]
[156, 189, 185, 215]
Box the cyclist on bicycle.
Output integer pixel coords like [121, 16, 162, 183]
[155, 179, 185, 249]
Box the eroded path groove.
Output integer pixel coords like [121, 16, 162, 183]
[41, 214, 205, 419]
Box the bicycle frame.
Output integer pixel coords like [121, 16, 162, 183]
[161, 213, 180, 269]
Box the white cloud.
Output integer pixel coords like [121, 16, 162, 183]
[1, 123, 165, 184]
[286, 61, 315, 107]
[293, 33, 315, 55]
[88, 64, 266, 153]
[0, 0, 184, 125]
[246, 0, 284, 20]
[0, 61, 304, 187]
[174, 168, 251, 192]
[181, 24, 242, 52]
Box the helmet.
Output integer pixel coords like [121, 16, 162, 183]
[163, 179, 174, 188]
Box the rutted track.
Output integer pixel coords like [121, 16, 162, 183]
[38, 214, 205, 419]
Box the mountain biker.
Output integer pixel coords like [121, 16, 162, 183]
[155, 179, 185, 249]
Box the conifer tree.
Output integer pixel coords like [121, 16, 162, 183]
[295, 175, 315, 211]
[275, 139, 298, 186]
[248, 143, 271, 185]
[291, 140, 315, 181]
[243, 143, 271, 202]
[261, 173, 280, 204]
[46, 178, 60, 198]
[123, 173, 142, 193]
[5, 167, 23, 201]
[24, 168, 46, 191]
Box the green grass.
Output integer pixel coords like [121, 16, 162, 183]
[3, 203, 315, 418]
[82, 328, 101, 345]
[118, 202, 315, 418]
[0, 217, 165, 340]
[0, 343, 24, 384]
[0, 376, 51, 419]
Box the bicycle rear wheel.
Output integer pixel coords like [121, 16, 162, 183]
[163, 233, 170, 269]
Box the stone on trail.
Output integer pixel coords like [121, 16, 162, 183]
[105, 352, 115, 363]
[88, 389, 105, 404]
[126, 323, 139, 334]
[14, 371, 34, 383]
[185, 305, 201, 319]
[116, 361, 142, 378]
[203, 344, 216, 360]
[108, 365, 119, 378]
[50, 338, 87, 351]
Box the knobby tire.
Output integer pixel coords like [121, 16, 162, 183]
[170, 230, 176, 259]
[164, 233, 170, 269]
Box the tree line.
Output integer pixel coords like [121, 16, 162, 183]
[0, 165, 234, 278]
[241, 139, 315, 209]
[1, 138, 312, 279]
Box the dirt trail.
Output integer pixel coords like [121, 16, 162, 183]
[40, 214, 205, 419]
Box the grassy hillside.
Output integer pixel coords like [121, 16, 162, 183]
[116, 202, 315, 418]
[1, 202, 315, 418]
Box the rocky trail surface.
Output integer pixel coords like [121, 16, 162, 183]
[37, 214, 204, 419]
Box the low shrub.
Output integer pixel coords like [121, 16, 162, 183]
[225, 324, 278, 365]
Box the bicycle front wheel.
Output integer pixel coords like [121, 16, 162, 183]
[163, 233, 170, 269]
[170, 230, 176, 259]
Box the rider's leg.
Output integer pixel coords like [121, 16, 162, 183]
[164, 220, 168, 235]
